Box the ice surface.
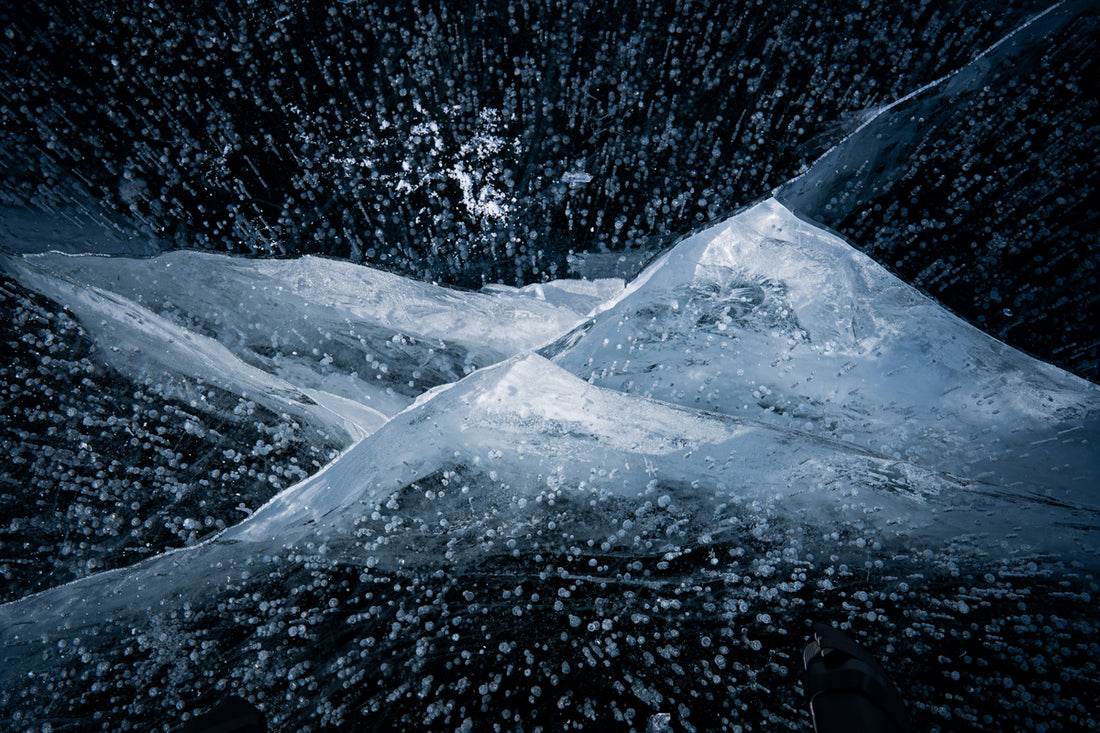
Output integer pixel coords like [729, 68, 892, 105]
[6, 250, 590, 417]
[3, 340, 1098, 731]
[0, 202, 162, 257]
[481, 277, 625, 317]
[771, 1, 1100, 384]
[3, 351, 1095, 662]
[0, 267, 350, 601]
[2, 196, 1098, 732]
[775, 1, 1079, 223]
[232, 352, 979, 548]
[547, 198, 1100, 501]
[3, 3, 1098, 729]
[1, 255, 386, 445]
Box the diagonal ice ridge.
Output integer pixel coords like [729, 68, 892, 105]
[1, 255, 388, 444]
[547, 198, 1100, 499]
[5, 349, 1096, 653]
[9, 250, 593, 416]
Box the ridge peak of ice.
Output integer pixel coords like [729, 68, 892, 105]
[549, 199, 1100, 498]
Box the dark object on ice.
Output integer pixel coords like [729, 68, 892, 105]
[803, 623, 915, 733]
[179, 696, 267, 733]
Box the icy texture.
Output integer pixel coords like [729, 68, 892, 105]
[2, 0, 1040, 288]
[3, 351, 1094, 674]
[0, 271, 337, 599]
[481, 277, 625, 318]
[234, 353, 975, 548]
[776, 2, 1077, 224]
[2, 255, 385, 445]
[547, 199, 1100, 501]
[2, 352, 1098, 730]
[0, 352, 954, 638]
[2, 201, 1098, 731]
[0, 356, 875, 623]
[772, 2, 1100, 383]
[0, 203, 162, 257]
[2, 4, 1098, 729]
[7, 250, 590, 416]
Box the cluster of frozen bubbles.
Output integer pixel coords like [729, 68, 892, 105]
[3, 466, 1097, 732]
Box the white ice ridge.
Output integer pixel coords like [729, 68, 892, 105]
[481, 277, 625, 318]
[17, 250, 588, 360]
[230, 351, 968, 545]
[1, 255, 387, 444]
[776, 0, 1079, 217]
[548, 198, 1100, 500]
[3, 350, 1095, 661]
[9, 250, 596, 416]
